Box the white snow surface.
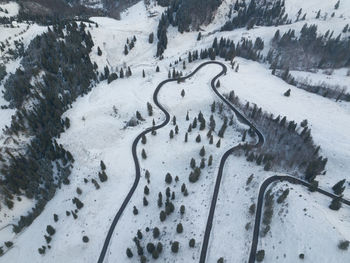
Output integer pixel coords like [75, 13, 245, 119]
[1, 0, 350, 262]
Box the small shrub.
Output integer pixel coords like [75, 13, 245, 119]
[82, 236, 89, 243]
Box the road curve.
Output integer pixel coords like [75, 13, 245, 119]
[97, 61, 228, 263]
[199, 64, 265, 263]
[248, 175, 350, 263]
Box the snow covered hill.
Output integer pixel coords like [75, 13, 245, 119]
[0, 0, 350, 262]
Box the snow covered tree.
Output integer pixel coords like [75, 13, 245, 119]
[124, 45, 128, 55]
[196, 134, 201, 143]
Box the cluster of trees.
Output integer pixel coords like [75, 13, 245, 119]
[268, 24, 350, 70]
[0, 21, 98, 233]
[124, 36, 137, 55]
[224, 90, 327, 182]
[156, 0, 221, 56]
[221, 0, 290, 31]
[157, 0, 221, 32]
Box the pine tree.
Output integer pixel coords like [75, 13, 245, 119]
[175, 125, 179, 134]
[216, 80, 220, 88]
[126, 248, 133, 258]
[141, 149, 147, 159]
[142, 69, 145, 78]
[165, 173, 173, 184]
[192, 117, 197, 128]
[200, 146, 205, 157]
[120, 68, 124, 78]
[181, 89, 185, 97]
[197, 32, 201, 41]
[211, 101, 216, 113]
[188, 124, 192, 133]
[189, 238, 195, 248]
[141, 134, 147, 144]
[133, 206, 139, 215]
[332, 179, 346, 195]
[216, 139, 221, 148]
[160, 211, 166, 221]
[158, 192, 163, 207]
[190, 158, 196, 169]
[97, 46, 102, 56]
[153, 227, 160, 238]
[124, 45, 128, 55]
[186, 111, 189, 121]
[184, 132, 188, 142]
[180, 205, 185, 214]
[144, 185, 149, 195]
[196, 134, 201, 143]
[137, 230, 143, 239]
[200, 158, 205, 169]
[335, 0, 340, 9]
[208, 155, 213, 166]
[176, 223, 183, 233]
[329, 197, 342, 210]
[156, 66, 160, 72]
[171, 241, 179, 253]
[149, 32, 154, 43]
[169, 130, 174, 139]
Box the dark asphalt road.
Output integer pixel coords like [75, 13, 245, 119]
[97, 61, 229, 263]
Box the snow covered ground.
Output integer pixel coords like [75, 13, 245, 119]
[0, 0, 350, 262]
[0, 1, 19, 18]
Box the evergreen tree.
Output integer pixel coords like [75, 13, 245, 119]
[124, 45, 128, 55]
[144, 185, 149, 195]
[216, 80, 220, 88]
[142, 149, 147, 159]
[186, 111, 189, 121]
[149, 32, 154, 44]
[143, 69, 146, 78]
[153, 227, 160, 238]
[197, 32, 202, 41]
[184, 132, 188, 142]
[126, 248, 133, 258]
[181, 89, 185, 97]
[141, 134, 147, 144]
[189, 238, 195, 248]
[97, 46, 102, 56]
[180, 205, 185, 214]
[199, 146, 205, 157]
[165, 173, 173, 184]
[332, 179, 346, 195]
[133, 206, 139, 215]
[171, 241, 179, 253]
[196, 134, 201, 143]
[160, 210, 166, 221]
[176, 223, 183, 233]
[216, 139, 221, 148]
[156, 66, 160, 72]
[158, 192, 163, 207]
[208, 155, 213, 166]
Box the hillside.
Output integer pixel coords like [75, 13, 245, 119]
[0, 0, 349, 262]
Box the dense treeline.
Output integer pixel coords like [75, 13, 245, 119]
[267, 23, 350, 70]
[157, 0, 221, 32]
[224, 91, 327, 182]
[156, 0, 221, 56]
[221, 0, 290, 31]
[0, 21, 97, 232]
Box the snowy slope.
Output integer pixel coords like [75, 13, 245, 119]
[1, 0, 350, 262]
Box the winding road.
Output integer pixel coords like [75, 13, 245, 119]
[97, 61, 228, 263]
[97, 61, 350, 263]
